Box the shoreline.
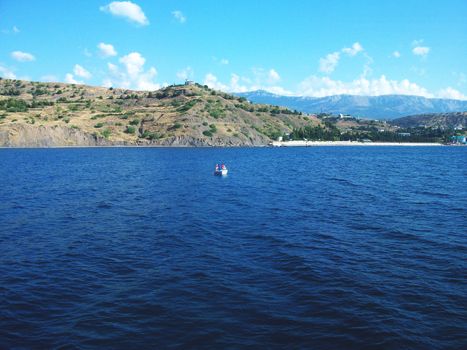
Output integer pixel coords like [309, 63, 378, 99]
[0, 141, 455, 149]
[270, 141, 445, 147]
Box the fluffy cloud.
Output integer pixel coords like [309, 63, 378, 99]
[203, 71, 292, 95]
[100, 1, 149, 26]
[298, 75, 433, 98]
[319, 52, 340, 73]
[172, 10, 186, 23]
[268, 69, 281, 83]
[220, 58, 229, 65]
[204, 73, 229, 91]
[0, 64, 16, 79]
[98, 42, 117, 57]
[342, 42, 363, 56]
[203, 70, 466, 100]
[176, 67, 194, 81]
[412, 46, 430, 57]
[120, 52, 146, 77]
[73, 64, 92, 79]
[411, 39, 430, 57]
[103, 52, 160, 90]
[437, 87, 466, 100]
[64, 73, 83, 85]
[319, 42, 366, 74]
[11, 51, 35, 62]
[392, 51, 401, 58]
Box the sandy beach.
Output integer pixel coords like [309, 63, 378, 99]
[270, 141, 444, 147]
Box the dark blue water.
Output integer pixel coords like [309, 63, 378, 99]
[0, 147, 466, 349]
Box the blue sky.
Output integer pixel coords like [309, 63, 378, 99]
[1, 0, 466, 99]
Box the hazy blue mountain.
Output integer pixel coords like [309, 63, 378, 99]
[236, 90, 467, 120]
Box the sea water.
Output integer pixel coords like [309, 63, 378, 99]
[0, 147, 466, 349]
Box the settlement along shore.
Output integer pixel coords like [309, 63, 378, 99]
[270, 140, 444, 147]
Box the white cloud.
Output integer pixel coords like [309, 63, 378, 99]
[0, 64, 16, 79]
[298, 75, 433, 98]
[172, 10, 186, 23]
[73, 64, 92, 79]
[437, 87, 467, 100]
[120, 52, 145, 77]
[412, 46, 430, 57]
[392, 51, 401, 58]
[203, 72, 292, 95]
[319, 52, 340, 73]
[176, 67, 193, 81]
[204, 73, 229, 91]
[104, 52, 160, 90]
[100, 1, 149, 26]
[268, 69, 281, 83]
[220, 58, 229, 65]
[342, 42, 363, 56]
[64, 73, 83, 85]
[230, 74, 249, 93]
[13, 26, 20, 33]
[11, 51, 35, 62]
[204, 70, 466, 100]
[319, 42, 366, 74]
[98, 42, 117, 57]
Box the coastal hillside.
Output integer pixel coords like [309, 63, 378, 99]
[236, 90, 467, 120]
[0, 79, 317, 147]
[391, 112, 467, 129]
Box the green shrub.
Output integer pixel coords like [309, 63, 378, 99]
[203, 130, 213, 137]
[125, 126, 136, 134]
[141, 130, 159, 140]
[94, 122, 104, 128]
[129, 119, 140, 126]
[101, 128, 112, 139]
[0, 98, 29, 112]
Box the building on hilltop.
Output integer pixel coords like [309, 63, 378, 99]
[185, 80, 194, 86]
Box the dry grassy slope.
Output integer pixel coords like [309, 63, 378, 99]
[391, 112, 467, 129]
[0, 79, 321, 146]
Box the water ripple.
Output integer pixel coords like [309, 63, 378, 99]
[0, 147, 466, 349]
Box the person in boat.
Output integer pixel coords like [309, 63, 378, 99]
[215, 164, 219, 171]
[221, 164, 226, 170]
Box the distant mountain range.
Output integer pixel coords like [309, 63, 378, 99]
[236, 90, 467, 120]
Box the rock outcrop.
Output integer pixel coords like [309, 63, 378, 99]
[0, 124, 112, 147]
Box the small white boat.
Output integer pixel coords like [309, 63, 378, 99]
[214, 164, 228, 176]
